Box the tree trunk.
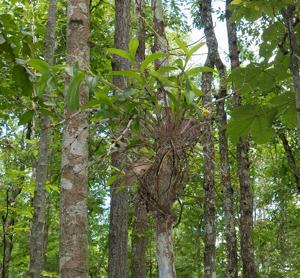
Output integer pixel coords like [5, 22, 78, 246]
[29, 0, 57, 277]
[154, 215, 176, 278]
[108, 0, 131, 277]
[199, 1, 216, 277]
[278, 132, 300, 193]
[1, 190, 18, 278]
[201, 62, 216, 278]
[59, 0, 90, 277]
[282, 5, 300, 148]
[131, 2, 148, 277]
[131, 195, 148, 278]
[226, 1, 256, 277]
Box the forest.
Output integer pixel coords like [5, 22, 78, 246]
[0, 0, 299, 277]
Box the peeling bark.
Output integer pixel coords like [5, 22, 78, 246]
[29, 0, 57, 277]
[59, 0, 90, 277]
[155, 215, 176, 278]
[226, 1, 256, 277]
[108, 0, 131, 277]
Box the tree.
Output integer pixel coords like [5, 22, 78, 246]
[29, 0, 57, 276]
[226, 1, 257, 277]
[59, 0, 90, 276]
[108, 0, 131, 277]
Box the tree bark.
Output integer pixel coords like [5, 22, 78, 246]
[59, 0, 90, 277]
[226, 1, 256, 277]
[282, 5, 300, 148]
[108, 1, 131, 277]
[29, 0, 57, 277]
[278, 131, 300, 193]
[201, 60, 216, 278]
[1, 189, 20, 278]
[131, 3, 148, 276]
[131, 195, 148, 278]
[199, 1, 217, 277]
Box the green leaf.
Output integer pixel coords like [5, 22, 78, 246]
[150, 70, 177, 87]
[156, 66, 177, 74]
[14, 65, 32, 96]
[186, 66, 216, 76]
[19, 110, 34, 125]
[28, 59, 49, 74]
[175, 38, 188, 54]
[140, 53, 167, 72]
[227, 104, 276, 144]
[230, 0, 242, 5]
[107, 48, 133, 63]
[66, 71, 85, 112]
[85, 75, 98, 92]
[184, 77, 195, 104]
[187, 42, 205, 61]
[107, 175, 119, 186]
[109, 70, 144, 84]
[129, 38, 139, 60]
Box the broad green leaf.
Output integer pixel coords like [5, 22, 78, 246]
[66, 71, 85, 112]
[19, 110, 34, 125]
[227, 104, 276, 144]
[14, 64, 32, 96]
[28, 59, 49, 74]
[129, 38, 139, 59]
[140, 53, 167, 72]
[107, 48, 133, 63]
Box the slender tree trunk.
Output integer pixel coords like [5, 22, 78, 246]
[282, 5, 300, 147]
[29, 1, 57, 277]
[201, 59, 216, 278]
[278, 132, 300, 193]
[199, 1, 217, 277]
[131, 2, 148, 277]
[1, 190, 19, 278]
[226, 1, 256, 277]
[108, 1, 131, 277]
[59, 0, 90, 277]
[217, 93, 238, 278]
